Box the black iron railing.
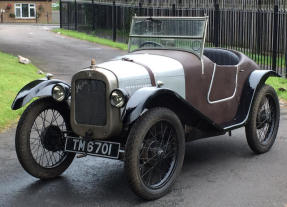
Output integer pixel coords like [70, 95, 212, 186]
[60, 0, 287, 77]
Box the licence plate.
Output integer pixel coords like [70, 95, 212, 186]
[65, 137, 120, 159]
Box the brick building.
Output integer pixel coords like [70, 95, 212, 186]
[0, 0, 52, 23]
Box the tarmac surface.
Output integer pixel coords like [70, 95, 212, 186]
[0, 25, 287, 207]
[0, 24, 126, 82]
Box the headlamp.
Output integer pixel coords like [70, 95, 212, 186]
[110, 89, 128, 108]
[52, 85, 65, 102]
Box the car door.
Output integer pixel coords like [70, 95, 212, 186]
[184, 56, 242, 126]
[207, 64, 238, 104]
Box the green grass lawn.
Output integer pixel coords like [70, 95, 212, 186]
[266, 77, 287, 101]
[53, 28, 128, 51]
[0, 52, 43, 132]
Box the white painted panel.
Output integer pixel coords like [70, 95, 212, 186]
[98, 53, 186, 98]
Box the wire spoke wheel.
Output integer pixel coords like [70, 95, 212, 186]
[139, 121, 177, 189]
[245, 85, 280, 154]
[29, 109, 68, 168]
[125, 108, 185, 200]
[16, 98, 75, 179]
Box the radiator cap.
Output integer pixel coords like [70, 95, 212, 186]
[90, 58, 96, 69]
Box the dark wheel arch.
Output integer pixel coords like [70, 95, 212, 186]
[11, 79, 70, 110]
[223, 70, 280, 130]
[123, 87, 224, 136]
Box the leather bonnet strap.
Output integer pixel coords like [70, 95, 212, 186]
[122, 57, 156, 86]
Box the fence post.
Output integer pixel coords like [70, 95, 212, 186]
[213, 0, 220, 47]
[92, 0, 95, 30]
[256, 0, 262, 54]
[285, 48, 287, 78]
[67, 2, 70, 29]
[112, 1, 117, 42]
[74, 0, 78, 30]
[285, 29, 287, 77]
[285, 13, 287, 77]
[172, 4, 176, 16]
[59, 0, 62, 28]
[272, 3, 279, 71]
[139, 2, 143, 16]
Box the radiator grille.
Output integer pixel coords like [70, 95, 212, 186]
[75, 79, 106, 126]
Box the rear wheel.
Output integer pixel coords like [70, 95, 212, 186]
[15, 98, 75, 179]
[245, 85, 280, 154]
[125, 108, 185, 200]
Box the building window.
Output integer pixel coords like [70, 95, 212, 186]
[15, 3, 36, 19]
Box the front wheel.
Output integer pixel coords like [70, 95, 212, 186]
[245, 85, 280, 154]
[125, 108, 185, 200]
[15, 98, 75, 179]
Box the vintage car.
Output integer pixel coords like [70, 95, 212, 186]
[12, 16, 280, 200]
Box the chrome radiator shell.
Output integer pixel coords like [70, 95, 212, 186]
[70, 68, 122, 139]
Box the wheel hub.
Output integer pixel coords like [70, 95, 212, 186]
[157, 148, 164, 157]
[257, 110, 269, 129]
[40, 125, 64, 152]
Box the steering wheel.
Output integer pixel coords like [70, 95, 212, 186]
[139, 41, 163, 48]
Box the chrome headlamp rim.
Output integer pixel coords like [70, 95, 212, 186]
[52, 84, 66, 102]
[110, 88, 129, 108]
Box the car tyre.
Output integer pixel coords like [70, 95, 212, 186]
[125, 107, 185, 200]
[15, 98, 75, 179]
[245, 84, 280, 154]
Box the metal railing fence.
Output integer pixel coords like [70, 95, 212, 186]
[60, 0, 287, 76]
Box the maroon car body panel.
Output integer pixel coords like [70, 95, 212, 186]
[134, 49, 260, 125]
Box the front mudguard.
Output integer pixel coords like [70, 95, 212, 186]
[11, 78, 71, 110]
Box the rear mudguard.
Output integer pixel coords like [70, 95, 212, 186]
[11, 78, 70, 110]
[122, 87, 224, 135]
[223, 70, 280, 130]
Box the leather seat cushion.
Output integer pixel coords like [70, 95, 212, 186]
[203, 48, 240, 66]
